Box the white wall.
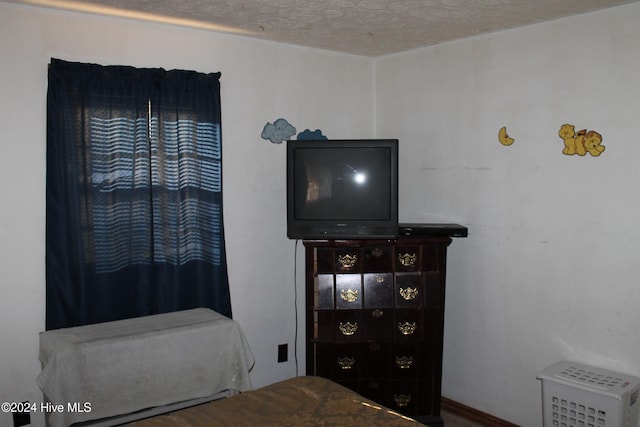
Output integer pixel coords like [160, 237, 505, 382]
[0, 3, 373, 425]
[376, 3, 640, 425]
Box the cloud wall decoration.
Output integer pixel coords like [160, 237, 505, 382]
[297, 129, 327, 140]
[261, 118, 296, 144]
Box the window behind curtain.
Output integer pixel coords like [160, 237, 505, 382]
[46, 59, 232, 330]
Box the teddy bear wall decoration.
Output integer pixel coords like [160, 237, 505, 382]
[558, 123, 605, 157]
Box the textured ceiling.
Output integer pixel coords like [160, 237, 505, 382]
[7, 0, 640, 56]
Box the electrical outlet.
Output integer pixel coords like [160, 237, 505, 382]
[277, 343, 288, 363]
[13, 402, 31, 427]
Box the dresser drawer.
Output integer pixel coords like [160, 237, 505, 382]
[395, 273, 422, 308]
[315, 310, 333, 342]
[387, 380, 421, 414]
[395, 246, 420, 272]
[335, 247, 360, 272]
[333, 310, 363, 342]
[336, 274, 362, 309]
[315, 343, 360, 380]
[361, 342, 392, 379]
[363, 273, 393, 308]
[391, 343, 436, 379]
[362, 246, 392, 272]
[394, 309, 423, 342]
[316, 247, 335, 273]
[362, 308, 393, 341]
[361, 380, 421, 415]
[316, 274, 334, 309]
[390, 343, 420, 379]
[360, 379, 389, 407]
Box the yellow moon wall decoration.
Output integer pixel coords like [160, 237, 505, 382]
[558, 124, 605, 157]
[498, 126, 515, 146]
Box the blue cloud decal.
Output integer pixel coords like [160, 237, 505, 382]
[261, 118, 296, 144]
[297, 129, 328, 140]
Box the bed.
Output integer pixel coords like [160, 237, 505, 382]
[126, 375, 420, 426]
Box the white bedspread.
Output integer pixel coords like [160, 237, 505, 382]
[36, 308, 254, 427]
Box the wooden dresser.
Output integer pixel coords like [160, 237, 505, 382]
[304, 236, 455, 426]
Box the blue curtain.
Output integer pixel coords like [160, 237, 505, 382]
[46, 58, 232, 330]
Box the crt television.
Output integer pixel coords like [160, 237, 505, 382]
[287, 139, 398, 239]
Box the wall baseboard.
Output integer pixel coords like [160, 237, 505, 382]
[441, 397, 520, 427]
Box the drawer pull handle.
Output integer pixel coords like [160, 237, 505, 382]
[398, 252, 417, 267]
[398, 321, 417, 335]
[340, 289, 359, 303]
[371, 248, 384, 257]
[338, 254, 357, 268]
[394, 394, 412, 407]
[395, 356, 414, 369]
[375, 275, 385, 283]
[399, 287, 419, 301]
[371, 309, 384, 318]
[339, 321, 358, 336]
[337, 356, 356, 370]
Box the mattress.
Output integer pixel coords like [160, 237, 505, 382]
[126, 376, 420, 426]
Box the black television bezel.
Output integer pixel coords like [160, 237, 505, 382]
[286, 139, 399, 239]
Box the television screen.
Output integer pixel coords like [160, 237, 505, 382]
[287, 139, 398, 239]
